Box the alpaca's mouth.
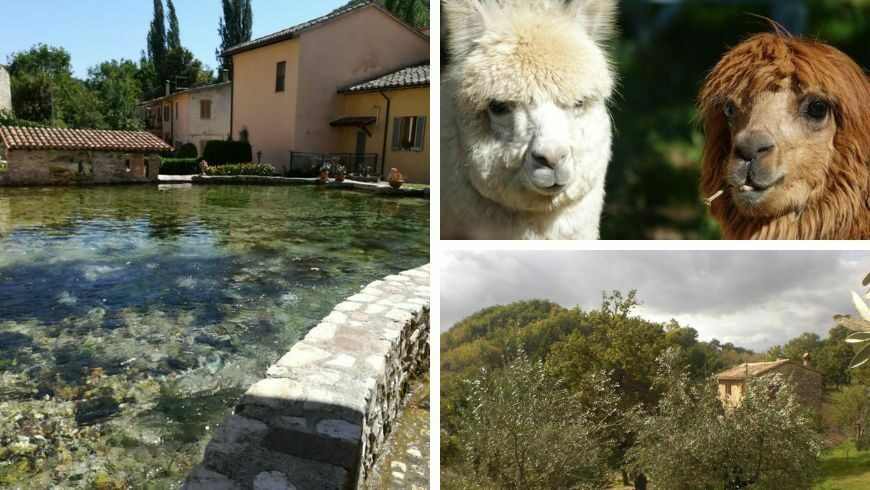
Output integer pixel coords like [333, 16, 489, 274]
[737, 174, 785, 194]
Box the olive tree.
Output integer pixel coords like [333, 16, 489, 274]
[628, 350, 823, 489]
[839, 272, 870, 369]
[459, 352, 620, 489]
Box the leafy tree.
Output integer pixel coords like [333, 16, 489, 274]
[86, 60, 144, 130]
[341, 0, 429, 28]
[8, 44, 75, 124]
[7, 44, 103, 128]
[166, 0, 181, 51]
[459, 352, 619, 489]
[217, 0, 253, 72]
[144, 0, 212, 97]
[164, 46, 213, 90]
[782, 332, 824, 365]
[830, 385, 870, 444]
[817, 326, 855, 388]
[627, 350, 824, 489]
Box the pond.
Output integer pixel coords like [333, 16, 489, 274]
[0, 184, 429, 488]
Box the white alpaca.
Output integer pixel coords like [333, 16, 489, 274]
[441, 0, 618, 240]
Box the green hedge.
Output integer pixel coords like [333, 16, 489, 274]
[201, 140, 252, 165]
[160, 158, 201, 175]
[177, 143, 198, 158]
[205, 163, 274, 176]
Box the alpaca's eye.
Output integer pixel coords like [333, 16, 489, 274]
[723, 101, 737, 120]
[574, 99, 586, 109]
[804, 99, 829, 121]
[487, 101, 511, 116]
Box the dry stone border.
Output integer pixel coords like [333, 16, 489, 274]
[182, 264, 430, 490]
[190, 175, 429, 197]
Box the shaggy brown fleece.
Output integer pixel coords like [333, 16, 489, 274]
[699, 33, 870, 239]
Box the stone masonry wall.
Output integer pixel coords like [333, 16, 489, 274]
[183, 264, 430, 489]
[772, 363, 823, 409]
[3, 149, 159, 185]
[0, 66, 11, 111]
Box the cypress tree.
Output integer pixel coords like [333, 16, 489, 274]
[167, 0, 182, 51]
[217, 0, 253, 73]
[147, 0, 167, 74]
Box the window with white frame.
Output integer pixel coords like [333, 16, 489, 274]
[391, 116, 426, 152]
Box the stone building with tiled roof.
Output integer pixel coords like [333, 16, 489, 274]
[715, 355, 823, 409]
[0, 126, 171, 185]
[222, 1, 429, 181]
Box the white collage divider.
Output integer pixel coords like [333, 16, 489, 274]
[426, 6, 870, 490]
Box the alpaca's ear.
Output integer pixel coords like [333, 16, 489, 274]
[569, 0, 618, 44]
[442, 0, 487, 59]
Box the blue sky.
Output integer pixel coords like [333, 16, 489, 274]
[0, 0, 348, 78]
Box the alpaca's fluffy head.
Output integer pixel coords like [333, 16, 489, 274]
[444, 0, 617, 212]
[699, 33, 870, 238]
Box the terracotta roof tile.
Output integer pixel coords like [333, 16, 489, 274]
[340, 64, 429, 93]
[0, 126, 172, 153]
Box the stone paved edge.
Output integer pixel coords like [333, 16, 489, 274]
[182, 264, 430, 490]
[190, 175, 429, 197]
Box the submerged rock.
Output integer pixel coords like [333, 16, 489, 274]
[74, 397, 121, 426]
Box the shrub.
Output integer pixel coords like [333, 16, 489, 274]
[201, 140, 252, 165]
[205, 163, 274, 176]
[160, 158, 201, 175]
[176, 143, 198, 158]
[0, 108, 44, 128]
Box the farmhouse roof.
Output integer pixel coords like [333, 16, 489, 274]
[715, 359, 822, 381]
[141, 81, 231, 106]
[339, 63, 429, 93]
[221, 2, 428, 57]
[0, 126, 173, 153]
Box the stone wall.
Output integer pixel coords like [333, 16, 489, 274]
[2, 149, 160, 185]
[772, 363, 824, 409]
[183, 264, 430, 489]
[0, 66, 11, 111]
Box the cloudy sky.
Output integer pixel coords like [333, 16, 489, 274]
[440, 250, 869, 352]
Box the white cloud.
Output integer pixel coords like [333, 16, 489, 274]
[440, 250, 870, 351]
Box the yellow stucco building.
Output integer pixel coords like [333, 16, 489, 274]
[223, 2, 430, 182]
[334, 64, 429, 184]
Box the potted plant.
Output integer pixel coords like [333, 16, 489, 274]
[319, 162, 331, 181]
[387, 168, 404, 189]
[334, 164, 347, 182]
[199, 160, 209, 175]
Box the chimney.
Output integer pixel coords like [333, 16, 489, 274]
[220, 69, 230, 83]
[165, 80, 170, 97]
[803, 352, 811, 368]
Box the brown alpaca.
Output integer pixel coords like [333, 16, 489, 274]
[699, 32, 870, 239]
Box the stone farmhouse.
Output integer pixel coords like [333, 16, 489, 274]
[0, 126, 171, 185]
[0, 65, 11, 111]
[141, 80, 232, 155]
[715, 355, 823, 409]
[222, 1, 430, 181]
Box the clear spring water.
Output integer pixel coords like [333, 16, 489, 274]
[0, 184, 429, 488]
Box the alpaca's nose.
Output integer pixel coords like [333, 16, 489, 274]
[531, 145, 569, 168]
[734, 131, 775, 162]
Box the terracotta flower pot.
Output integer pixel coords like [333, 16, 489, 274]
[389, 180, 403, 189]
[320, 171, 329, 180]
[336, 175, 345, 182]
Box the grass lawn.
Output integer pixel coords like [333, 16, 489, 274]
[815, 440, 870, 490]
